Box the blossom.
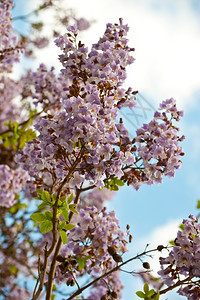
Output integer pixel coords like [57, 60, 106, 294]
[16, 22, 184, 197]
[158, 215, 200, 299]
[0, 165, 30, 207]
[0, 0, 23, 72]
[54, 206, 127, 298]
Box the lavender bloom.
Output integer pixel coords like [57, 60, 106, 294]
[17, 21, 184, 197]
[158, 215, 200, 299]
[75, 18, 90, 31]
[0, 165, 30, 207]
[0, 0, 23, 72]
[0, 76, 23, 132]
[79, 187, 115, 210]
[54, 206, 127, 298]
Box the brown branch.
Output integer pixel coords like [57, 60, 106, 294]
[80, 184, 96, 192]
[47, 148, 84, 256]
[159, 276, 192, 295]
[32, 243, 49, 299]
[45, 188, 82, 300]
[67, 247, 165, 300]
[32, 146, 85, 300]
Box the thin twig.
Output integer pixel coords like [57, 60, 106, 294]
[67, 247, 166, 300]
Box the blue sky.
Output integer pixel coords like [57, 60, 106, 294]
[12, 1, 200, 299]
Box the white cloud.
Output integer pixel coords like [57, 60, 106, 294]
[69, 0, 200, 109]
[135, 219, 181, 275]
[23, 0, 200, 109]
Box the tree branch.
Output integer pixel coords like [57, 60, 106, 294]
[67, 247, 166, 300]
[45, 188, 82, 300]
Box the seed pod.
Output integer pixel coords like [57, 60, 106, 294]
[112, 253, 122, 263]
[67, 279, 75, 286]
[174, 238, 180, 246]
[111, 291, 118, 298]
[59, 261, 69, 274]
[143, 262, 150, 269]
[157, 245, 164, 251]
[56, 255, 66, 262]
[129, 234, 133, 243]
[108, 246, 116, 256]
[100, 295, 108, 300]
[126, 224, 130, 230]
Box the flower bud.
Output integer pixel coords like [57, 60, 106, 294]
[67, 279, 75, 286]
[113, 253, 122, 263]
[111, 291, 118, 298]
[143, 262, 150, 269]
[108, 246, 116, 256]
[157, 245, 164, 251]
[56, 255, 66, 262]
[129, 234, 133, 243]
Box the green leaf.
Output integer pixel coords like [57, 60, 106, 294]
[41, 190, 51, 202]
[38, 202, 48, 210]
[136, 291, 145, 298]
[169, 239, 175, 246]
[36, 188, 42, 196]
[31, 22, 43, 30]
[64, 224, 75, 231]
[9, 202, 27, 214]
[29, 109, 37, 118]
[9, 265, 18, 275]
[58, 221, 66, 231]
[56, 208, 63, 218]
[67, 193, 74, 204]
[152, 292, 160, 300]
[115, 179, 125, 186]
[31, 212, 46, 223]
[146, 289, 155, 297]
[3, 138, 10, 148]
[45, 211, 52, 221]
[77, 258, 85, 271]
[111, 185, 119, 191]
[179, 224, 185, 231]
[143, 282, 149, 293]
[78, 140, 82, 149]
[40, 220, 53, 233]
[60, 195, 67, 202]
[76, 255, 91, 271]
[62, 208, 69, 222]
[197, 200, 200, 209]
[19, 133, 27, 149]
[69, 206, 78, 215]
[60, 230, 68, 244]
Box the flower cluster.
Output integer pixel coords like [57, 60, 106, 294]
[0, 3, 187, 298]
[0, 0, 23, 72]
[78, 187, 115, 211]
[88, 271, 123, 299]
[16, 21, 184, 199]
[55, 19, 136, 108]
[0, 164, 30, 207]
[0, 76, 23, 132]
[125, 98, 185, 190]
[21, 64, 66, 110]
[54, 206, 128, 298]
[0, 196, 40, 298]
[158, 215, 200, 299]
